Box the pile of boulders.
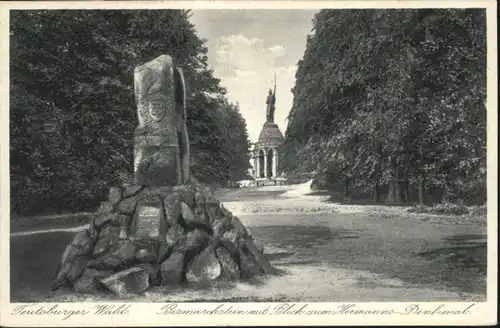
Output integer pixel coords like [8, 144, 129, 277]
[52, 183, 277, 297]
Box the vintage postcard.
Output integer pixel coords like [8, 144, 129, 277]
[0, 0, 497, 326]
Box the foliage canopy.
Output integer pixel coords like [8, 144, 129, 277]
[10, 10, 252, 215]
[282, 9, 486, 205]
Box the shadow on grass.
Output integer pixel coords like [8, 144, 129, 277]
[417, 235, 486, 270]
[415, 233, 486, 293]
[255, 225, 357, 249]
[11, 231, 75, 302]
[265, 252, 295, 261]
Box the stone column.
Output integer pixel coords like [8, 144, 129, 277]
[263, 149, 268, 179]
[255, 150, 260, 179]
[252, 155, 255, 179]
[272, 149, 278, 178]
[133, 54, 181, 186]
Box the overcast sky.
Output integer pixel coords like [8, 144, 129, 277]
[189, 10, 317, 143]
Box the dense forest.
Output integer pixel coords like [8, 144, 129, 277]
[282, 9, 487, 205]
[10, 10, 252, 216]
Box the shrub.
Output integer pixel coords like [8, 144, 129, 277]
[407, 203, 470, 216]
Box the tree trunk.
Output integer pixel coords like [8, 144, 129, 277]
[418, 176, 425, 204]
[442, 183, 451, 203]
[404, 178, 410, 204]
[373, 183, 380, 203]
[343, 177, 350, 203]
[386, 179, 403, 205]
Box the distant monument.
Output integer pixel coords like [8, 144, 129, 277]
[133, 55, 190, 186]
[253, 74, 285, 183]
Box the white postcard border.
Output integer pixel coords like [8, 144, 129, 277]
[0, 1, 497, 326]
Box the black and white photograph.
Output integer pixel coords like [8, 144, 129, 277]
[1, 0, 497, 326]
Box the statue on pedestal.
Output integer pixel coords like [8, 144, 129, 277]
[266, 73, 276, 123]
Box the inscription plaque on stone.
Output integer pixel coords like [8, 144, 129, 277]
[134, 205, 162, 240]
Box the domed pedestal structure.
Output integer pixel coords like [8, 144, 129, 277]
[252, 122, 285, 185]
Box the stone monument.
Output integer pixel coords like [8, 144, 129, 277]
[51, 55, 279, 297]
[253, 75, 285, 182]
[133, 55, 190, 186]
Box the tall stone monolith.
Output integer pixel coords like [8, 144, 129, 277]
[133, 55, 190, 186]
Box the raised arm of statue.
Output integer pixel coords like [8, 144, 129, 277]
[273, 72, 276, 97]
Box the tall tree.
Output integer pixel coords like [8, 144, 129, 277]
[282, 9, 486, 205]
[10, 10, 252, 215]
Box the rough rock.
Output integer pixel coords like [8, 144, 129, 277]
[94, 212, 120, 229]
[212, 218, 229, 238]
[237, 238, 246, 249]
[117, 196, 138, 215]
[174, 185, 196, 207]
[71, 230, 98, 255]
[114, 240, 137, 262]
[160, 252, 185, 285]
[203, 187, 218, 204]
[88, 240, 136, 269]
[194, 192, 206, 213]
[100, 224, 121, 237]
[136, 248, 156, 263]
[157, 242, 175, 265]
[216, 246, 240, 281]
[100, 267, 149, 296]
[53, 249, 79, 288]
[222, 228, 238, 246]
[217, 238, 240, 260]
[232, 216, 248, 238]
[165, 224, 184, 246]
[108, 187, 123, 205]
[252, 238, 264, 254]
[98, 201, 115, 213]
[180, 202, 194, 221]
[163, 192, 181, 226]
[186, 245, 221, 284]
[139, 186, 173, 200]
[74, 268, 113, 293]
[93, 230, 120, 257]
[122, 184, 143, 198]
[119, 226, 128, 240]
[110, 214, 130, 227]
[220, 204, 233, 220]
[184, 229, 210, 253]
[52, 229, 99, 290]
[244, 239, 277, 275]
[65, 256, 92, 284]
[139, 263, 160, 285]
[181, 202, 208, 228]
[205, 204, 221, 226]
[239, 249, 262, 279]
[194, 192, 210, 228]
[58, 243, 80, 269]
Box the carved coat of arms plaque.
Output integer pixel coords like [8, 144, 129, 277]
[148, 100, 167, 122]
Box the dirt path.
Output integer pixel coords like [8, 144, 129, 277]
[40, 210, 485, 302]
[10, 182, 486, 302]
[215, 184, 486, 301]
